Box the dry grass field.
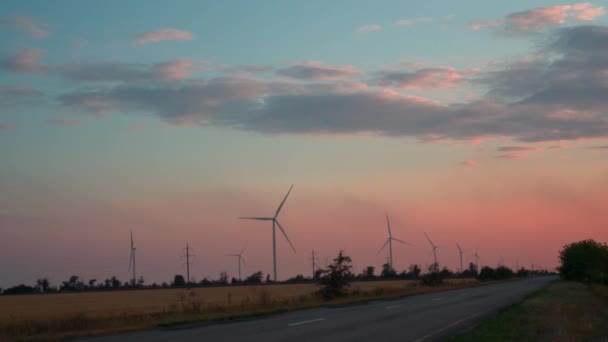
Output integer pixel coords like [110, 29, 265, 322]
[0, 278, 478, 341]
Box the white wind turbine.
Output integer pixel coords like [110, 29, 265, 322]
[227, 244, 247, 281]
[424, 232, 441, 270]
[239, 185, 296, 282]
[128, 230, 136, 285]
[456, 242, 469, 273]
[379, 214, 411, 271]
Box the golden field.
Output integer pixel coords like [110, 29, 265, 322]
[0, 280, 428, 320]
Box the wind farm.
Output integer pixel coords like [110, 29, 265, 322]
[3, 0, 608, 340]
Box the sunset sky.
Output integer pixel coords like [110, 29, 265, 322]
[1, 0, 608, 288]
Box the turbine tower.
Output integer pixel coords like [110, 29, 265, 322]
[128, 230, 136, 285]
[227, 244, 247, 281]
[424, 232, 440, 269]
[240, 184, 296, 282]
[456, 242, 468, 273]
[379, 214, 411, 271]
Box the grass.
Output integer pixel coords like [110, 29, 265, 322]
[0, 278, 483, 342]
[454, 281, 608, 341]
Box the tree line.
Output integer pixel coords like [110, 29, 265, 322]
[1, 251, 548, 296]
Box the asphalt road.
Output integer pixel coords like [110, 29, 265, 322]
[77, 276, 557, 342]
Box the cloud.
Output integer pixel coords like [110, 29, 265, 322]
[0, 123, 15, 131]
[497, 152, 529, 160]
[461, 160, 478, 167]
[370, 67, 467, 89]
[393, 17, 433, 27]
[497, 146, 539, 152]
[2, 16, 49, 38]
[585, 145, 608, 150]
[218, 64, 272, 75]
[136, 28, 193, 44]
[0, 85, 42, 106]
[0, 48, 48, 74]
[49, 118, 84, 126]
[357, 24, 381, 34]
[276, 62, 360, 80]
[58, 59, 196, 82]
[469, 2, 605, 32]
[56, 25, 608, 144]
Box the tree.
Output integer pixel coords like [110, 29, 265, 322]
[172, 274, 186, 287]
[408, 264, 421, 279]
[380, 262, 397, 278]
[559, 239, 608, 284]
[357, 266, 375, 280]
[88, 279, 96, 288]
[216, 272, 228, 285]
[61, 275, 85, 291]
[3, 284, 35, 295]
[110, 276, 121, 289]
[36, 278, 50, 293]
[318, 250, 353, 300]
[477, 266, 496, 281]
[462, 262, 478, 277]
[286, 274, 306, 283]
[137, 276, 145, 286]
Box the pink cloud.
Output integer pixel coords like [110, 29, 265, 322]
[0, 48, 48, 74]
[469, 3, 605, 32]
[49, 118, 84, 126]
[461, 160, 478, 167]
[152, 59, 194, 79]
[357, 24, 381, 34]
[3, 16, 49, 38]
[585, 145, 608, 150]
[571, 2, 605, 21]
[136, 28, 193, 44]
[0, 123, 15, 131]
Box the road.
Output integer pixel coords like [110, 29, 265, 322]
[77, 276, 557, 342]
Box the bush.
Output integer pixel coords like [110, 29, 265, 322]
[317, 250, 353, 300]
[559, 239, 608, 284]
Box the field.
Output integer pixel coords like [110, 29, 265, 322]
[454, 281, 608, 341]
[1, 279, 477, 341]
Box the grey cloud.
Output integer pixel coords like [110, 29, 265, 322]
[276, 63, 359, 80]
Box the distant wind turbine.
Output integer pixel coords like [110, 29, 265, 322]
[424, 232, 441, 268]
[227, 244, 247, 281]
[240, 184, 296, 282]
[128, 230, 136, 285]
[456, 242, 469, 273]
[378, 214, 411, 271]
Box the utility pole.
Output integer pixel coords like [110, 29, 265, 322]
[182, 243, 193, 286]
[474, 250, 479, 271]
[311, 249, 318, 278]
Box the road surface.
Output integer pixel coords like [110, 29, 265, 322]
[77, 276, 557, 342]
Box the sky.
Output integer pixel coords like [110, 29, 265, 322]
[1, 0, 608, 288]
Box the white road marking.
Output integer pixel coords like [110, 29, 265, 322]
[433, 297, 444, 301]
[413, 311, 485, 342]
[386, 304, 404, 309]
[288, 318, 325, 326]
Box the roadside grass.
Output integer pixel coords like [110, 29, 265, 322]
[454, 281, 608, 341]
[0, 279, 487, 341]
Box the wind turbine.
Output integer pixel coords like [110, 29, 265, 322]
[239, 184, 296, 282]
[379, 214, 411, 271]
[128, 230, 136, 285]
[424, 232, 440, 270]
[227, 244, 247, 281]
[456, 242, 469, 273]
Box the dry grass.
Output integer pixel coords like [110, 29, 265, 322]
[454, 281, 608, 341]
[0, 279, 479, 342]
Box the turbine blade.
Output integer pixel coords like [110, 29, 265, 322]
[456, 242, 462, 253]
[239, 217, 273, 220]
[130, 230, 134, 248]
[275, 184, 294, 218]
[240, 242, 247, 255]
[386, 214, 392, 237]
[275, 220, 296, 253]
[392, 237, 412, 246]
[240, 255, 248, 268]
[378, 239, 390, 253]
[424, 232, 435, 248]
